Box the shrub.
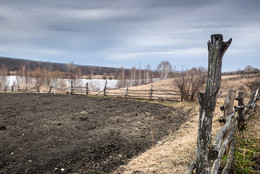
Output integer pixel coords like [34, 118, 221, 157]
[175, 67, 207, 102]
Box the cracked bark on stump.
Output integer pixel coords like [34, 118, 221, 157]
[196, 34, 232, 174]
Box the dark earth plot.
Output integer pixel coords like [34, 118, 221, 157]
[0, 93, 189, 174]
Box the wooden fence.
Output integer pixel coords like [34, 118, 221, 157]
[70, 83, 181, 101]
[105, 86, 180, 101]
[185, 88, 260, 174]
[2, 83, 181, 101]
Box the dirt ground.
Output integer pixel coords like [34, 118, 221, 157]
[0, 93, 189, 174]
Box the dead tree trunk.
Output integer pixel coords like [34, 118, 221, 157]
[196, 34, 232, 174]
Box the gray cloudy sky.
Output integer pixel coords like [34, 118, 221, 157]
[0, 0, 259, 71]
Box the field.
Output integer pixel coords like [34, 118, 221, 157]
[0, 93, 189, 173]
[0, 73, 259, 174]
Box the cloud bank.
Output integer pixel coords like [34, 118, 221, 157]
[0, 0, 259, 71]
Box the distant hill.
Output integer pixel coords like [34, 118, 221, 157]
[0, 56, 130, 77]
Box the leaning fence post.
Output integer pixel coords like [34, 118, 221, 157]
[236, 92, 245, 131]
[149, 85, 153, 100]
[86, 83, 89, 96]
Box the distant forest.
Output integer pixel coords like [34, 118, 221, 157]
[1, 56, 258, 79]
[0, 56, 132, 78]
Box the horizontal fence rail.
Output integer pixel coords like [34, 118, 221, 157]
[105, 85, 181, 101]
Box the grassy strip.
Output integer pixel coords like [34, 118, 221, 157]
[233, 110, 260, 174]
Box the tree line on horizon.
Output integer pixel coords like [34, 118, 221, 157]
[0, 57, 174, 80]
[0, 58, 176, 92]
[0, 57, 259, 96]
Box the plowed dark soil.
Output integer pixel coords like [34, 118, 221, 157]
[0, 93, 189, 174]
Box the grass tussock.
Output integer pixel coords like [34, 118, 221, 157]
[233, 106, 260, 174]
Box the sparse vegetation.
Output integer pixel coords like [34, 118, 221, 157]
[174, 67, 207, 102]
[233, 110, 260, 174]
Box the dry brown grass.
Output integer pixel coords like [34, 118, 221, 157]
[113, 101, 223, 174]
[112, 74, 260, 174]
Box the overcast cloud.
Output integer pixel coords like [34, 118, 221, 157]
[0, 0, 259, 71]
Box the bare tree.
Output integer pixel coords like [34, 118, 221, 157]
[76, 67, 82, 79]
[90, 68, 94, 79]
[23, 62, 31, 91]
[137, 64, 142, 85]
[157, 60, 172, 79]
[175, 67, 207, 102]
[16, 76, 22, 91]
[44, 65, 61, 93]
[15, 66, 24, 91]
[244, 65, 256, 72]
[0, 64, 8, 91]
[121, 67, 125, 88]
[57, 78, 68, 93]
[131, 66, 137, 86]
[67, 62, 76, 93]
[31, 67, 45, 92]
[146, 64, 152, 83]
[102, 73, 108, 80]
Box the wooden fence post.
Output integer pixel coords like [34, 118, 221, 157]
[70, 80, 73, 94]
[236, 92, 245, 131]
[244, 89, 259, 119]
[196, 34, 232, 174]
[103, 80, 107, 96]
[221, 90, 236, 122]
[149, 85, 153, 100]
[86, 83, 89, 96]
[125, 87, 128, 100]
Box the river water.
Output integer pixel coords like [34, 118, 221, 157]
[6, 76, 119, 91]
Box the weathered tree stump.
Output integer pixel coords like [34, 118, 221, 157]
[196, 34, 232, 174]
